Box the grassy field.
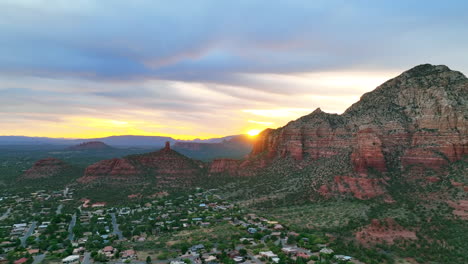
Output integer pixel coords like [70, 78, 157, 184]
[169, 223, 244, 245]
[255, 201, 370, 230]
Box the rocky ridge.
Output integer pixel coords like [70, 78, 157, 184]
[211, 64, 468, 200]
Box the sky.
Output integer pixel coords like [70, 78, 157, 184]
[1, 0, 467, 139]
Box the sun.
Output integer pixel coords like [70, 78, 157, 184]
[247, 129, 262, 137]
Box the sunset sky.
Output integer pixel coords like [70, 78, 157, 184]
[1, 0, 467, 139]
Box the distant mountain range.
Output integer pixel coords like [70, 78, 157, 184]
[0, 134, 239, 147]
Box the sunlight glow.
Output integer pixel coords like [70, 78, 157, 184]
[247, 129, 262, 137]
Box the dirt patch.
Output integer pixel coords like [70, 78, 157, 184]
[447, 200, 468, 220]
[355, 218, 417, 246]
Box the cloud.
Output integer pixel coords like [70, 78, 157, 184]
[0, 1, 467, 138]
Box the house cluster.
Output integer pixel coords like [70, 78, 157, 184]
[2, 188, 357, 264]
[112, 191, 237, 239]
[0, 188, 79, 264]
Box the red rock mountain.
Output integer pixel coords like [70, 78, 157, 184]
[212, 64, 468, 200]
[78, 142, 206, 187]
[22, 158, 70, 179]
[67, 141, 113, 151]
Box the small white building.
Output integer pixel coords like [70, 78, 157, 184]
[335, 255, 352, 262]
[62, 255, 80, 264]
[281, 247, 297, 254]
[320, 248, 334, 255]
[260, 251, 278, 258]
[13, 223, 27, 228]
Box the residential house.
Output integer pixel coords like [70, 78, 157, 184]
[14, 258, 28, 264]
[62, 255, 80, 264]
[121, 249, 137, 260]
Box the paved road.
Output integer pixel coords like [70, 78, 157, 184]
[82, 252, 91, 264]
[56, 204, 63, 214]
[0, 208, 11, 221]
[110, 213, 123, 239]
[249, 255, 263, 264]
[32, 254, 46, 264]
[20, 221, 37, 247]
[68, 214, 76, 241]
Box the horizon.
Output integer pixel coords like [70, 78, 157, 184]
[1, 1, 468, 139]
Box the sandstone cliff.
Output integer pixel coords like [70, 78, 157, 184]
[213, 64, 468, 200]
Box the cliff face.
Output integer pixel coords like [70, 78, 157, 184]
[78, 142, 206, 187]
[22, 158, 70, 179]
[214, 64, 468, 200]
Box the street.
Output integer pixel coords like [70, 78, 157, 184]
[20, 221, 37, 247]
[68, 214, 76, 241]
[0, 207, 11, 221]
[110, 213, 123, 240]
[82, 252, 91, 264]
[32, 254, 46, 264]
[56, 204, 63, 214]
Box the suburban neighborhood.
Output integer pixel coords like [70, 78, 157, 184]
[0, 188, 356, 264]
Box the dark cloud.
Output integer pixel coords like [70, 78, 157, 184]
[1, 0, 467, 83]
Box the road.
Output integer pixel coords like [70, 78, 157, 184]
[82, 252, 91, 264]
[20, 221, 37, 247]
[32, 254, 46, 264]
[0, 207, 11, 221]
[110, 213, 123, 240]
[249, 255, 263, 264]
[68, 214, 76, 241]
[56, 204, 63, 214]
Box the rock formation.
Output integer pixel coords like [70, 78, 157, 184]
[22, 158, 70, 179]
[212, 64, 468, 200]
[78, 142, 206, 187]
